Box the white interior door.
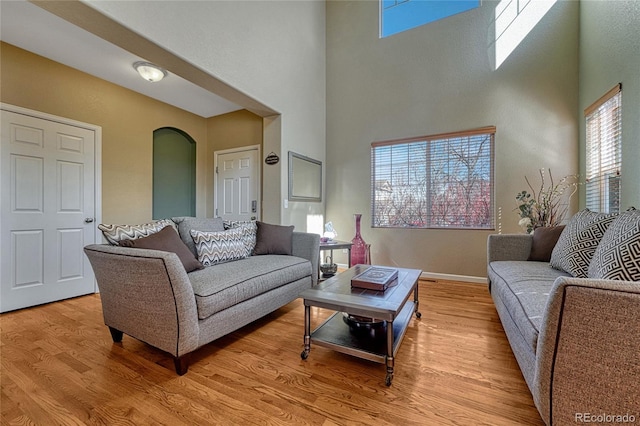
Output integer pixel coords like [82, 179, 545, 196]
[215, 147, 260, 222]
[1, 109, 98, 312]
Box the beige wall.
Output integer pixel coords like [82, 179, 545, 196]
[1, 43, 273, 226]
[208, 110, 263, 153]
[1, 42, 209, 225]
[84, 0, 327, 232]
[579, 1, 640, 209]
[326, 1, 580, 277]
[206, 109, 263, 217]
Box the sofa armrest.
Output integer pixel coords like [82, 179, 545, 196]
[487, 234, 533, 263]
[534, 276, 640, 425]
[292, 232, 320, 285]
[84, 244, 200, 357]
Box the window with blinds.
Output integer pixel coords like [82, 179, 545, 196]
[371, 127, 495, 229]
[585, 84, 622, 213]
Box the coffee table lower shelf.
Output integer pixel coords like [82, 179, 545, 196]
[302, 300, 416, 385]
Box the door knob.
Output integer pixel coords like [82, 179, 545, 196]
[85, 218, 95, 223]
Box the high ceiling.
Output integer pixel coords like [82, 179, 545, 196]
[0, 0, 243, 118]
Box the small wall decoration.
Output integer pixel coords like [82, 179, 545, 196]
[265, 152, 279, 165]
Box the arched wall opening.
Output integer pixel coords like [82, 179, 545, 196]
[153, 127, 197, 219]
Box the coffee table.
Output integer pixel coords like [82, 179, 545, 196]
[300, 264, 422, 386]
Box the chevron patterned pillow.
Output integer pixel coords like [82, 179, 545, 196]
[191, 228, 248, 267]
[588, 210, 640, 281]
[98, 219, 176, 245]
[550, 209, 618, 278]
[118, 226, 203, 273]
[223, 220, 257, 256]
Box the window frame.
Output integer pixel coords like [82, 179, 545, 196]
[371, 126, 496, 230]
[584, 83, 622, 214]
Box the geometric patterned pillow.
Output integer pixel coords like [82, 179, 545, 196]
[550, 209, 618, 278]
[190, 228, 248, 267]
[588, 210, 640, 281]
[223, 220, 258, 256]
[98, 219, 176, 245]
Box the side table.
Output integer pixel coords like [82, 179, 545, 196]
[319, 240, 352, 279]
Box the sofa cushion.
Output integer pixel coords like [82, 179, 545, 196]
[588, 210, 640, 281]
[98, 219, 176, 245]
[191, 228, 247, 266]
[188, 255, 311, 320]
[550, 209, 618, 278]
[528, 225, 565, 262]
[488, 261, 571, 353]
[253, 222, 294, 255]
[172, 217, 225, 256]
[118, 226, 204, 272]
[224, 220, 257, 256]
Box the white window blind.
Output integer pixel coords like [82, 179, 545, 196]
[585, 84, 622, 213]
[371, 127, 495, 229]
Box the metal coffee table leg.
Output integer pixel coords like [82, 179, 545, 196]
[414, 283, 422, 319]
[301, 304, 311, 359]
[385, 320, 394, 386]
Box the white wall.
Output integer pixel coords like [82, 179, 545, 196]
[85, 0, 327, 231]
[579, 0, 640, 210]
[326, 0, 579, 277]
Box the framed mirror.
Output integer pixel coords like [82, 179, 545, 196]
[288, 151, 322, 202]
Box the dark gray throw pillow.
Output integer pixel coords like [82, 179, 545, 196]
[119, 226, 204, 273]
[253, 221, 294, 255]
[528, 225, 565, 262]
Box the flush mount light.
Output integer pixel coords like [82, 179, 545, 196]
[133, 61, 167, 82]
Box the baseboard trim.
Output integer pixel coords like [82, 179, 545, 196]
[334, 264, 487, 284]
[419, 271, 487, 284]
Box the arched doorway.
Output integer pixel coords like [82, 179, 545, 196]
[153, 127, 196, 219]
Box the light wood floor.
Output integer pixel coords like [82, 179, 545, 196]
[1, 280, 543, 425]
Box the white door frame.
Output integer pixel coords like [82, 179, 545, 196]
[213, 144, 261, 220]
[0, 103, 102, 293]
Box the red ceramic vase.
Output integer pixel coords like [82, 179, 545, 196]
[350, 214, 367, 265]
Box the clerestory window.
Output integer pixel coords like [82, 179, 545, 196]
[371, 127, 495, 229]
[585, 84, 622, 213]
[381, 0, 480, 38]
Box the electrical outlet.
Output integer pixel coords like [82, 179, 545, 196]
[283, 199, 289, 209]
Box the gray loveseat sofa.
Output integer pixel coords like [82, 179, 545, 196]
[84, 217, 319, 375]
[488, 229, 640, 425]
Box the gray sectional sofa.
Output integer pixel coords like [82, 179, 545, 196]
[488, 228, 640, 425]
[84, 217, 319, 375]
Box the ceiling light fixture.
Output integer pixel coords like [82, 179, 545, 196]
[133, 61, 167, 82]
